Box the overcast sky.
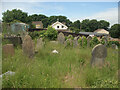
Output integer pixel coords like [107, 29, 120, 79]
[1, 0, 119, 26]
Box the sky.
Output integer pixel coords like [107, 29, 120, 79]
[0, 1, 119, 27]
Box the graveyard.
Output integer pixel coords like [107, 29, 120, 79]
[1, 8, 120, 88]
[2, 29, 119, 88]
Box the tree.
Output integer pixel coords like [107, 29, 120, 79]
[44, 26, 58, 40]
[89, 19, 98, 32]
[71, 20, 80, 29]
[98, 20, 110, 30]
[2, 9, 28, 23]
[81, 19, 90, 32]
[110, 24, 120, 38]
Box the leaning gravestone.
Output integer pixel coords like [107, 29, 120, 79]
[2, 44, 15, 57]
[91, 44, 107, 67]
[73, 37, 78, 48]
[57, 32, 65, 44]
[22, 35, 35, 58]
[35, 38, 44, 52]
[87, 36, 92, 47]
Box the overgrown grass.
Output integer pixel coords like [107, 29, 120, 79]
[2, 41, 118, 88]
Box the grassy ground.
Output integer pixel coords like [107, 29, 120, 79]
[2, 41, 118, 88]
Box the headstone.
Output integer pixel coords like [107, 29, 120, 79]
[73, 37, 78, 48]
[91, 44, 107, 67]
[2, 44, 15, 57]
[57, 32, 65, 44]
[87, 36, 92, 47]
[111, 44, 118, 49]
[36, 38, 44, 51]
[22, 35, 35, 58]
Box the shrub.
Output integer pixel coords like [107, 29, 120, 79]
[78, 37, 82, 46]
[29, 30, 46, 39]
[90, 36, 100, 47]
[44, 26, 58, 40]
[108, 41, 120, 47]
[67, 35, 74, 40]
[82, 36, 87, 48]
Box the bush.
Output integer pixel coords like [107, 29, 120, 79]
[82, 36, 87, 48]
[90, 36, 100, 47]
[29, 30, 46, 39]
[44, 26, 58, 40]
[108, 41, 120, 47]
[67, 35, 74, 40]
[78, 37, 82, 46]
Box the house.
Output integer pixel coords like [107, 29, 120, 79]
[32, 21, 43, 29]
[51, 21, 68, 31]
[94, 29, 109, 35]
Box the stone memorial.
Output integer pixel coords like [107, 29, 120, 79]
[22, 35, 35, 58]
[2, 44, 15, 57]
[57, 32, 65, 44]
[91, 44, 107, 67]
[87, 36, 92, 47]
[73, 37, 78, 48]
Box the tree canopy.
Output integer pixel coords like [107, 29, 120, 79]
[2, 9, 119, 38]
[110, 24, 120, 38]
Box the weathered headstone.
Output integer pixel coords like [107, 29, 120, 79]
[36, 38, 44, 51]
[87, 36, 92, 47]
[57, 32, 65, 44]
[2, 44, 15, 57]
[91, 44, 107, 67]
[111, 44, 118, 49]
[73, 37, 78, 48]
[22, 35, 35, 58]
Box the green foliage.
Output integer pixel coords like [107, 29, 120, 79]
[44, 26, 58, 40]
[82, 36, 87, 47]
[108, 41, 120, 47]
[71, 20, 80, 29]
[2, 9, 28, 23]
[98, 20, 110, 30]
[90, 36, 100, 47]
[69, 27, 80, 33]
[110, 24, 120, 38]
[67, 35, 74, 40]
[92, 79, 118, 88]
[2, 41, 118, 88]
[78, 37, 82, 46]
[81, 19, 110, 32]
[28, 31, 46, 39]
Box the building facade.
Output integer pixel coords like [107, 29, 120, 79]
[51, 21, 68, 30]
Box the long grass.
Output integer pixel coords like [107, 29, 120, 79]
[2, 41, 118, 88]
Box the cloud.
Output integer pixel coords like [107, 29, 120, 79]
[71, 8, 118, 27]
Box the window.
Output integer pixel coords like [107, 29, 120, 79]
[62, 26, 64, 28]
[57, 26, 59, 28]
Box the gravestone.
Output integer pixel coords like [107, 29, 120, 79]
[87, 36, 92, 47]
[36, 38, 44, 51]
[22, 35, 35, 58]
[112, 44, 118, 49]
[57, 32, 65, 44]
[73, 37, 78, 48]
[91, 44, 107, 67]
[2, 44, 15, 57]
